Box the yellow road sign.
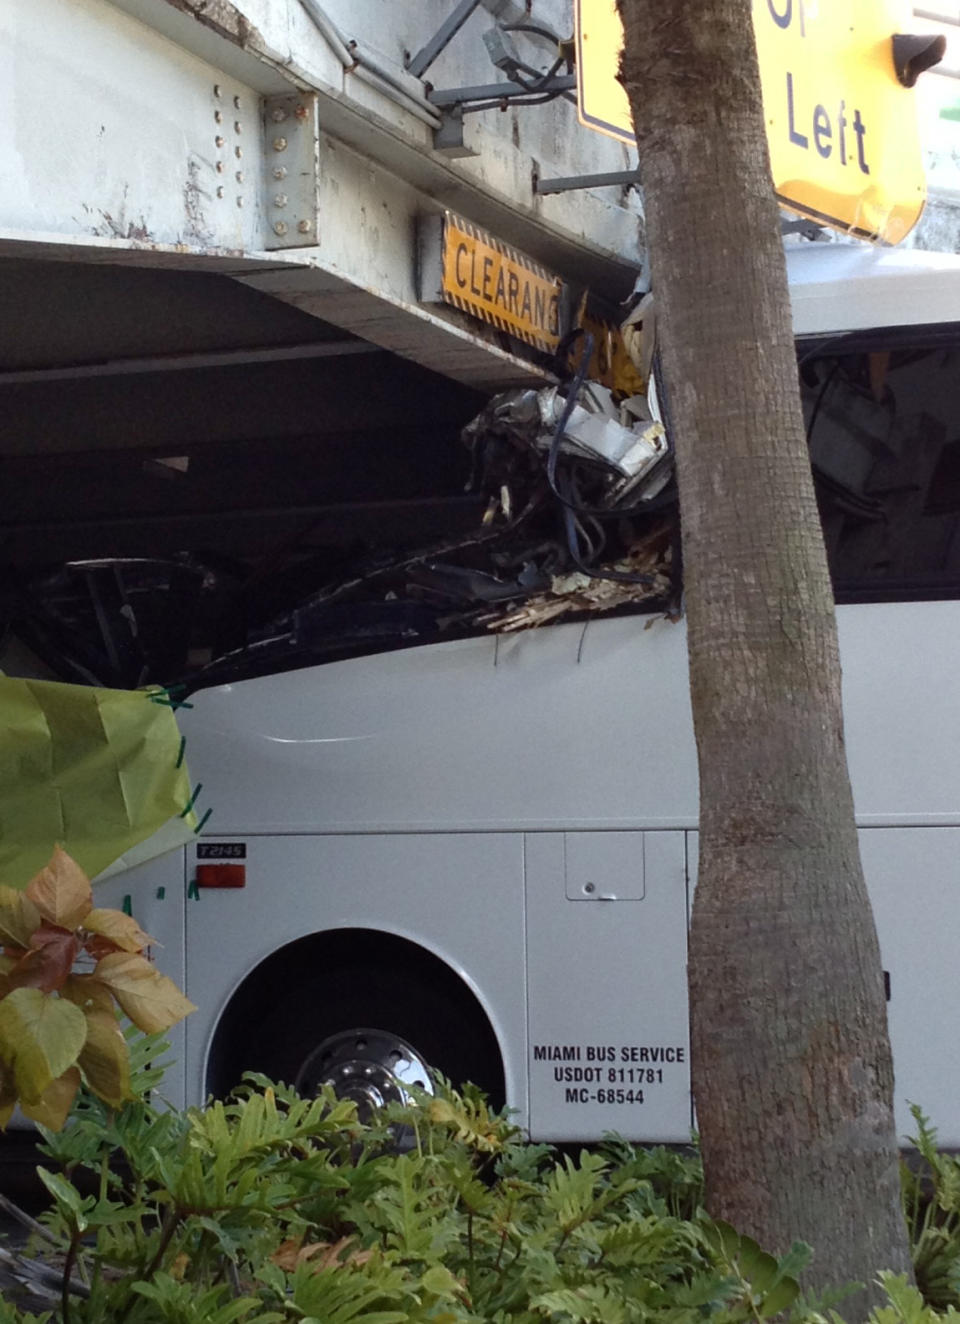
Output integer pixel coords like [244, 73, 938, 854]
[575, 0, 932, 243]
[440, 212, 563, 352]
[574, 0, 634, 147]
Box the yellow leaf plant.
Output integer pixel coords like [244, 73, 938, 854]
[0, 845, 195, 1129]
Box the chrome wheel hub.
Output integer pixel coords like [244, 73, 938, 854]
[294, 1027, 434, 1115]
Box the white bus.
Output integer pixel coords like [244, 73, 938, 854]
[96, 243, 960, 1146]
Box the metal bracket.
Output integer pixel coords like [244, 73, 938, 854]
[535, 169, 640, 195]
[262, 93, 319, 250]
[428, 73, 577, 106]
[429, 73, 577, 155]
[433, 107, 477, 158]
[533, 178, 832, 247]
[412, 9, 577, 166]
[780, 217, 825, 240]
[406, 0, 485, 79]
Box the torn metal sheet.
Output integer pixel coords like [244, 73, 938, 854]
[463, 378, 675, 517]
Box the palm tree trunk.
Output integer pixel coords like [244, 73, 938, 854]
[616, 0, 913, 1301]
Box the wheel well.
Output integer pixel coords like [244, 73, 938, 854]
[205, 927, 506, 1109]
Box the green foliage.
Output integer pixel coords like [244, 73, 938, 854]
[0, 1305, 53, 1324]
[902, 1106, 960, 1311]
[0, 1054, 817, 1324]
[5, 1068, 960, 1324]
[870, 1273, 960, 1324]
[596, 1135, 704, 1220]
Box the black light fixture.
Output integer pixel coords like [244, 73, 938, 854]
[892, 32, 947, 88]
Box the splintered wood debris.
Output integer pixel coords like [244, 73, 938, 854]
[485, 527, 673, 632]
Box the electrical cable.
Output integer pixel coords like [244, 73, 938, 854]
[542, 330, 662, 586]
[509, 55, 566, 93]
[570, 510, 603, 563]
[501, 20, 566, 44]
[544, 332, 676, 523]
[296, 0, 442, 127]
[561, 503, 665, 587]
[463, 25, 573, 113]
[462, 87, 570, 113]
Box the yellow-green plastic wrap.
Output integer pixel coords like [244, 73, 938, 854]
[0, 676, 201, 888]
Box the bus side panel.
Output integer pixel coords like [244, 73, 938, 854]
[859, 827, 960, 1149]
[177, 618, 699, 836]
[183, 833, 527, 1117]
[524, 831, 691, 1142]
[840, 602, 960, 827]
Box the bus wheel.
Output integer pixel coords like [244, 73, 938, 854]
[205, 928, 506, 1111]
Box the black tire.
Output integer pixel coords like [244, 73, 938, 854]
[206, 928, 506, 1110]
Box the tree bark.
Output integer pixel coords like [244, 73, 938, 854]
[616, 0, 912, 1303]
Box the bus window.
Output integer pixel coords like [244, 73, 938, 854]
[800, 328, 960, 602]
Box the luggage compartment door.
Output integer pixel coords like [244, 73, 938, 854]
[525, 831, 690, 1142]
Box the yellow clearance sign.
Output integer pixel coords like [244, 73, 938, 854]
[575, 0, 929, 244]
[440, 212, 563, 352]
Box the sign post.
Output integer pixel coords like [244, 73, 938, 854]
[574, 0, 937, 243]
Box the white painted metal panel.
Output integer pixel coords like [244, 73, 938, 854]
[787, 244, 960, 335]
[109, 0, 643, 263]
[564, 831, 645, 901]
[183, 833, 527, 1121]
[526, 831, 690, 1141]
[179, 615, 698, 834]
[0, 0, 264, 251]
[859, 828, 960, 1149]
[180, 600, 960, 835]
[3, 0, 642, 289]
[839, 601, 960, 828]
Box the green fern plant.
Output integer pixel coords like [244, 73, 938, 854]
[6, 1063, 960, 1324]
[871, 1272, 960, 1324]
[0, 1064, 811, 1324]
[902, 1106, 960, 1311]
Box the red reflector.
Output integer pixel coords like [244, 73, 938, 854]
[196, 864, 246, 889]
